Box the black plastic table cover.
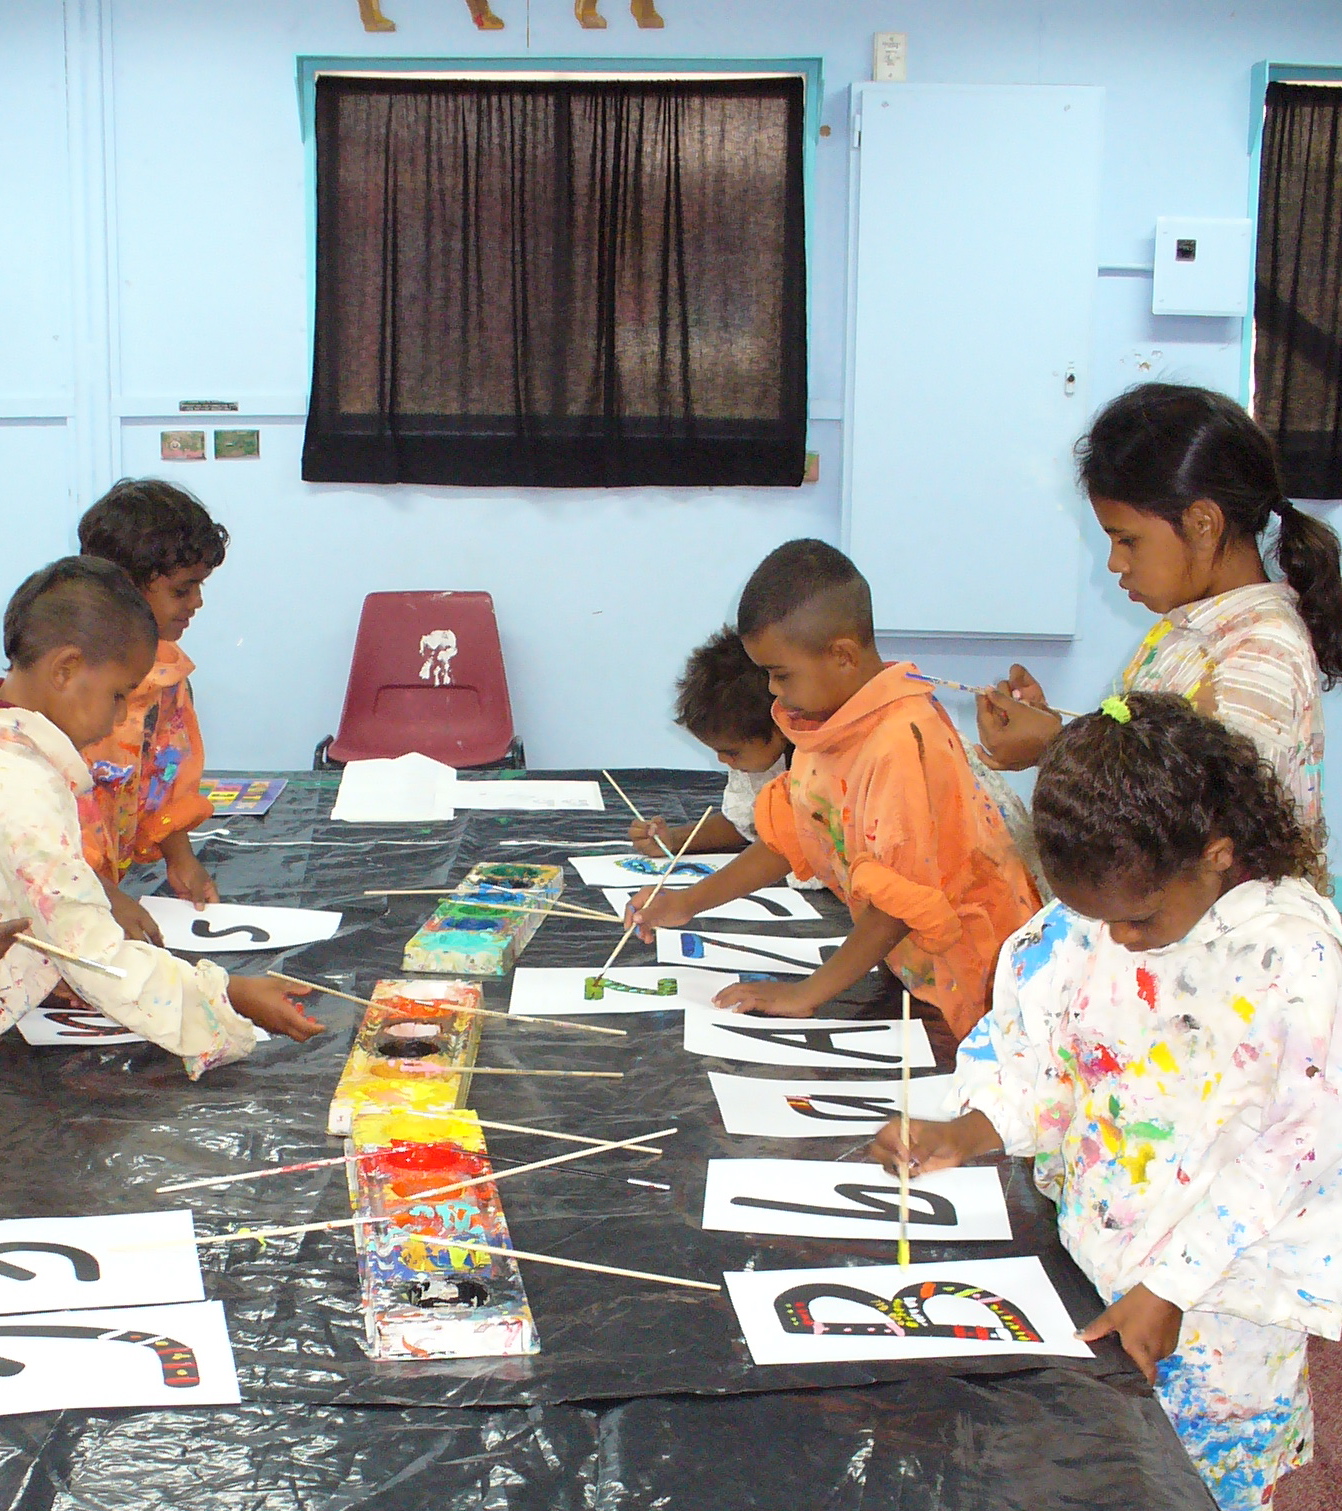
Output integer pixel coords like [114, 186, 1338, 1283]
[0, 769, 1214, 1509]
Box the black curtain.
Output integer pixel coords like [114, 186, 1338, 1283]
[1254, 82, 1342, 499]
[302, 76, 807, 488]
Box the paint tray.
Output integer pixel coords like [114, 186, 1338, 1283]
[401, 862, 564, 976]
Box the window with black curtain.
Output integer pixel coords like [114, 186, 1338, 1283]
[1254, 82, 1342, 499]
[301, 75, 807, 488]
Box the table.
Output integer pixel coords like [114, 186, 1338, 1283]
[0, 770, 1213, 1509]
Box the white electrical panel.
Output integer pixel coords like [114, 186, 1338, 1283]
[873, 33, 907, 82]
[1152, 217, 1252, 317]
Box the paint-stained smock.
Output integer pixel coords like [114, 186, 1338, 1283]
[78, 640, 213, 882]
[0, 706, 255, 1077]
[954, 881, 1342, 1510]
[753, 663, 1041, 1040]
[1122, 581, 1324, 845]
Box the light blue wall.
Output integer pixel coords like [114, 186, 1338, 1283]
[3, 0, 1341, 863]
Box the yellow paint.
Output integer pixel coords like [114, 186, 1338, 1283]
[1098, 1119, 1124, 1154]
[1149, 1042, 1178, 1074]
[1231, 996, 1255, 1023]
[1120, 1144, 1156, 1185]
[355, 1108, 483, 1154]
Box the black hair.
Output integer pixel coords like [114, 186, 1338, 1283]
[4, 557, 159, 670]
[1077, 383, 1342, 687]
[736, 539, 875, 651]
[77, 477, 229, 588]
[1033, 691, 1323, 893]
[675, 627, 779, 745]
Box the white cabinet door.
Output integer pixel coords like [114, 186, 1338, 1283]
[842, 84, 1104, 637]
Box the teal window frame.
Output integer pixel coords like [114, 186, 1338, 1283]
[1243, 61, 1342, 408]
[294, 53, 823, 408]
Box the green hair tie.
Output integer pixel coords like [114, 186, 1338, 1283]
[1100, 695, 1132, 725]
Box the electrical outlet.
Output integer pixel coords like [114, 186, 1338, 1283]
[873, 32, 907, 83]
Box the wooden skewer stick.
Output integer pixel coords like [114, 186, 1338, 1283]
[193, 1127, 674, 1247]
[898, 983, 912, 1268]
[362, 891, 615, 923]
[265, 970, 626, 1040]
[602, 769, 676, 861]
[410, 1125, 677, 1204]
[910, 673, 1084, 721]
[13, 934, 128, 981]
[593, 805, 714, 984]
[157, 1119, 665, 1193]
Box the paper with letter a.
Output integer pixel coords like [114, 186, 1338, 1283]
[702, 1160, 1011, 1242]
[684, 1009, 935, 1070]
[707, 1071, 955, 1138]
[0, 1211, 203, 1316]
[725, 1256, 1092, 1367]
[0, 1300, 240, 1414]
[657, 928, 846, 975]
[331, 751, 457, 823]
[139, 898, 342, 954]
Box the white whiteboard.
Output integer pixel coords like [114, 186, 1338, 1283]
[842, 84, 1104, 637]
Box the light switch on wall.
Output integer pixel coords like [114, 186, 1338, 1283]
[873, 32, 907, 82]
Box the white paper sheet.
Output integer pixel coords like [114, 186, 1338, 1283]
[724, 1256, 1093, 1366]
[0, 1212, 203, 1315]
[599, 886, 821, 924]
[140, 898, 342, 953]
[16, 1006, 145, 1046]
[707, 1072, 956, 1138]
[451, 780, 605, 811]
[703, 1161, 1011, 1241]
[657, 928, 847, 975]
[509, 965, 739, 1017]
[684, 1009, 936, 1070]
[0, 1300, 241, 1413]
[330, 751, 458, 823]
[567, 852, 739, 889]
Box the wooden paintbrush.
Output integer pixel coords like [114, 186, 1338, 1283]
[910, 672, 1084, 721]
[363, 891, 615, 923]
[266, 970, 626, 1039]
[898, 984, 912, 1267]
[592, 806, 714, 985]
[12, 934, 128, 980]
[601, 769, 676, 861]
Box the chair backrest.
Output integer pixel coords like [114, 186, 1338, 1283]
[328, 591, 515, 768]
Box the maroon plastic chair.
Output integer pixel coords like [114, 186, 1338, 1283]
[315, 591, 523, 770]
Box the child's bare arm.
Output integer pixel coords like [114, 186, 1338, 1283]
[99, 875, 164, 946]
[627, 840, 790, 938]
[712, 903, 908, 1017]
[160, 829, 219, 908]
[628, 811, 745, 856]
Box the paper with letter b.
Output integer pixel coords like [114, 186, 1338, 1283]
[0, 1211, 203, 1315]
[657, 928, 846, 975]
[685, 1009, 935, 1070]
[725, 1256, 1092, 1367]
[601, 887, 821, 924]
[0, 1300, 240, 1414]
[702, 1160, 1011, 1241]
[708, 1071, 955, 1137]
[510, 965, 738, 1017]
[140, 898, 342, 953]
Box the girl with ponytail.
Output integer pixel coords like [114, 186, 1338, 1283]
[976, 383, 1341, 850]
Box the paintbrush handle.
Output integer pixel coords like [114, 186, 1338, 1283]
[13, 934, 128, 980]
[602, 770, 676, 861]
[595, 805, 714, 979]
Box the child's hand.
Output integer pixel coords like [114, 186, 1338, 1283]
[1078, 1284, 1183, 1383]
[165, 850, 219, 910]
[227, 977, 325, 1043]
[869, 1110, 1002, 1174]
[624, 885, 699, 941]
[108, 886, 165, 947]
[712, 979, 816, 1017]
[974, 687, 1061, 771]
[1004, 663, 1048, 708]
[0, 918, 29, 958]
[629, 817, 672, 856]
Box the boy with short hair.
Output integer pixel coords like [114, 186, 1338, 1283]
[77, 479, 228, 944]
[0, 557, 321, 1071]
[632, 540, 1040, 1038]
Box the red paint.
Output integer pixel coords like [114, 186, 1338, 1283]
[1135, 967, 1158, 1010]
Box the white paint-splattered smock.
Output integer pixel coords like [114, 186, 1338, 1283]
[0, 706, 256, 1077]
[953, 879, 1342, 1510]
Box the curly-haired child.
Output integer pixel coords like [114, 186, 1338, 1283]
[873, 692, 1342, 1511]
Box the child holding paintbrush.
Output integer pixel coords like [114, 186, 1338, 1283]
[0, 558, 323, 1072]
[630, 541, 1040, 1040]
[872, 694, 1342, 1511]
